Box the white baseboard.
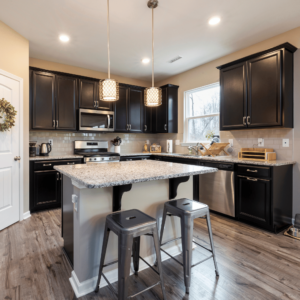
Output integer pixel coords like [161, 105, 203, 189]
[23, 211, 31, 220]
[70, 243, 182, 298]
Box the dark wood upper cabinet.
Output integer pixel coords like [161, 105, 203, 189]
[128, 88, 143, 133]
[154, 84, 179, 133]
[78, 78, 98, 109]
[114, 85, 129, 132]
[217, 43, 296, 130]
[220, 63, 247, 130]
[56, 75, 77, 131]
[144, 106, 152, 133]
[31, 71, 56, 130]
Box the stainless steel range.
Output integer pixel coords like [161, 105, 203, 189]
[74, 141, 120, 164]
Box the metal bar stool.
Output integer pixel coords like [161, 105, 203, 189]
[95, 209, 166, 300]
[159, 198, 219, 294]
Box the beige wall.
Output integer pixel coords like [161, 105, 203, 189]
[29, 58, 151, 87]
[0, 21, 29, 213]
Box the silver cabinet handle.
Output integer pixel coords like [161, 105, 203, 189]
[94, 101, 97, 108]
[246, 177, 257, 181]
[243, 117, 246, 126]
[14, 156, 21, 161]
[247, 169, 257, 173]
[247, 116, 251, 125]
[53, 120, 55, 128]
[126, 159, 133, 161]
[56, 120, 58, 127]
[67, 162, 75, 165]
[144, 125, 147, 131]
[107, 115, 110, 129]
[43, 163, 52, 166]
[164, 124, 167, 131]
[129, 124, 131, 130]
[57, 173, 59, 181]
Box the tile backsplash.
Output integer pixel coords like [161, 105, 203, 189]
[30, 128, 294, 161]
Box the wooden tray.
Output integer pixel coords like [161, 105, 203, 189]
[238, 148, 276, 161]
[199, 143, 230, 157]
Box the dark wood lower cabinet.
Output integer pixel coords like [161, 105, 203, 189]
[30, 158, 82, 213]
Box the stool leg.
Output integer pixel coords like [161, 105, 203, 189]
[181, 216, 193, 294]
[95, 224, 110, 293]
[132, 237, 140, 275]
[153, 228, 167, 300]
[159, 204, 168, 245]
[206, 211, 219, 277]
[118, 234, 133, 300]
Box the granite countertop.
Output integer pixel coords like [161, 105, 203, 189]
[29, 155, 83, 161]
[121, 152, 295, 166]
[54, 160, 217, 189]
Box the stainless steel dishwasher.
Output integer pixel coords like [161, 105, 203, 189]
[199, 161, 235, 217]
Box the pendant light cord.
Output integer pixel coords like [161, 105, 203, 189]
[152, 7, 154, 87]
[107, 0, 111, 79]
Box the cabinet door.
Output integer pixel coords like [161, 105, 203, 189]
[155, 87, 168, 133]
[56, 75, 77, 131]
[96, 83, 113, 111]
[237, 176, 271, 228]
[32, 71, 56, 129]
[128, 89, 143, 133]
[114, 86, 129, 132]
[220, 62, 247, 130]
[144, 106, 152, 133]
[78, 79, 97, 109]
[33, 170, 61, 209]
[247, 50, 282, 127]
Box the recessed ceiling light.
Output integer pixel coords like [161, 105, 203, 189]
[208, 17, 221, 25]
[142, 58, 150, 64]
[59, 34, 70, 42]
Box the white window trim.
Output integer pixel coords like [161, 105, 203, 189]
[182, 82, 219, 146]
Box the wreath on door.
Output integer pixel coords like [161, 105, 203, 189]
[0, 98, 17, 132]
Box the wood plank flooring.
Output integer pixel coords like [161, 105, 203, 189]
[1, 209, 300, 300]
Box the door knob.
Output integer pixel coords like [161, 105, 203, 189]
[14, 156, 21, 161]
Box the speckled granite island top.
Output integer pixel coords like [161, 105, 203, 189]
[29, 155, 83, 161]
[54, 160, 217, 189]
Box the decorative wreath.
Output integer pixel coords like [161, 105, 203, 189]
[0, 98, 17, 132]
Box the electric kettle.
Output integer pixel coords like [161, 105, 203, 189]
[40, 143, 52, 156]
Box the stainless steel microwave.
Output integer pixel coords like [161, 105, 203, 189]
[79, 109, 114, 131]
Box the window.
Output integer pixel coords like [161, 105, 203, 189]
[184, 83, 220, 144]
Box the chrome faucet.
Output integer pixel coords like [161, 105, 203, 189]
[188, 143, 202, 155]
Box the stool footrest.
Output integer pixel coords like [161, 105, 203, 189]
[160, 236, 182, 247]
[138, 255, 160, 276]
[101, 272, 118, 298]
[128, 281, 161, 299]
[160, 247, 183, 266]
[191, 254, 213, 267]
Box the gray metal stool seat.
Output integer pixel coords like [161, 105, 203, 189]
[159, 198, 219, 294]
[95, 209, 166, 300]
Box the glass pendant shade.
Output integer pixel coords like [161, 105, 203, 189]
[99, 79, 119, 101]
[144, 87, 162, 106]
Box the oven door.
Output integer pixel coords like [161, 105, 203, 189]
[79, 109, 114, 131]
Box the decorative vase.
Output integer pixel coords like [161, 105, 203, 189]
[114, 145, 120, 153]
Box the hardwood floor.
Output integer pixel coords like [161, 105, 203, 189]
[1, 209, 300, 300]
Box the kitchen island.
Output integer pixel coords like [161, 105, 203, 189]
[54, 160, 217, 298]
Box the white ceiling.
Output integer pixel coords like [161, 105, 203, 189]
[1, 0, 300, 82]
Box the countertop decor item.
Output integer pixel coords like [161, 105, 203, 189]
[238, 148, 276, 162]
[150, 143, 161, 153]
[198, 142, 230, 157]
[143, 141, 149, 153]
[99, 0, 119, 102]
[40, 143, 52, 156]
[111, 136, 122, 153]
[166, 140, 173, 153]
[0, 98, 17, 132]
[144, 0, 162, 107]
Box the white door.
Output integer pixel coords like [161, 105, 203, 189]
[0, 70, 22, 231]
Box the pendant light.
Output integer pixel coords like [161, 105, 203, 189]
[144, 0, 162, 107]
[99, 0, 119, 101]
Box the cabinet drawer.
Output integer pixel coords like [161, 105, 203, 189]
[34, 159, 82, 171]
[237, 164, 271, 178]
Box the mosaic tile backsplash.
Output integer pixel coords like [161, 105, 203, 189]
[30, 128, 294, 161]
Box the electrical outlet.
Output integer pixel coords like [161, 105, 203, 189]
[258, 138, 264, 147]
[283, 139, 289, 147]
[175, 140, 180, 146]
[229, 139, 233, 147]
[49, 139, 53, 146]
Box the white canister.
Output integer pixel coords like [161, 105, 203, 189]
[114, 146, 120, 153]
[166, 140, 173, 153]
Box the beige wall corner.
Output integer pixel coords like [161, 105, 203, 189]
[0, 21, 29, 213]
[29, 58, 151, 88]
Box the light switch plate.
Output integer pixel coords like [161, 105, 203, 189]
[229, 139, 233, 147]
[283, 139, 289, 147]
[258, 138, 264, 147]
[49, 139, 53, 146]
[175, 140, 180, 146]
